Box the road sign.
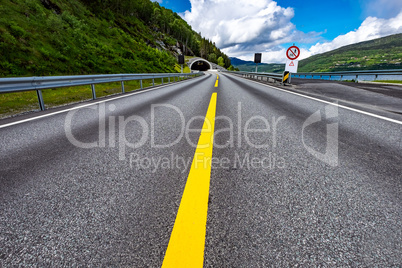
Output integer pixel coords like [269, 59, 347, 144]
[285, 59, 298, 73]
[286, 46, 300, 60]
[178, 55, 185, 64]
[283, 71, 290, 84]
[254, 53, 262, 72]
[254, 53, 262, 63]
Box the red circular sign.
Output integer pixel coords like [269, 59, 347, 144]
[286, 46, 300, 60]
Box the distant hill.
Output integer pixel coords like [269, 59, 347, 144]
[230, 57, 284, 73]
[231, 33, 402, 73]
[0, 0, 231, 77]
[299, 33, 402, 72]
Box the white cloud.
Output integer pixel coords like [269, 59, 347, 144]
[222, 11, 402, 63]
[307, 11, 402, 56]
[183, 1, 402, 63]
[184, 0, 296, 49]
[362, 0, 402, 18]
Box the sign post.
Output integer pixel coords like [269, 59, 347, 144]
[283, 71, 290, 84]
[254, 53, 262, 73]
[284, 45, 300, 84]
[178, 55, 185, 74]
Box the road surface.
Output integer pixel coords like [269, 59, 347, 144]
[1, 72, 401, 266]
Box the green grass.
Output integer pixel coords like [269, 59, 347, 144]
[0, 91, 39, 118]
[0, 0, 177, 77]
[174, 64, 191, 73]
[0, 0, 212, 118]
[185, 56, 196, 62]
[298, 33, 402, 72]
[373, 80, 402, 84]
[0, 78, 186, 118]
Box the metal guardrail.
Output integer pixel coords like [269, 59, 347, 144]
[225, 69, 402, 84]
[0, 72, 203, 111]
[292, 69, 402, 82]
[224, 70, 285, 83]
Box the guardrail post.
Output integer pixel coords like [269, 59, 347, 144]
[168, 77, 170, 83]
[355, 75, 358, 83]
[91, 84, 96, 100]
[121, 81, 125, 93]
[340, 75, 343, 81]
[162, 77, 164, 85]
[329, 75, 331, 80]
[140, 80, 143, 89]
[36, 90, 45, 111]
[375, 74, 378, 81]
[152, 78, 155, 86]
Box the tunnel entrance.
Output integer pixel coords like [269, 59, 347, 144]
[190, 60, 211, 71]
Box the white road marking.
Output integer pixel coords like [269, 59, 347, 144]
[0, 75, 208, 129]
[225, 73, 402, 125]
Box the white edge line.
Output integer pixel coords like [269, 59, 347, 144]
[225, 73, 402, 125]
[0, 75, 208, 129]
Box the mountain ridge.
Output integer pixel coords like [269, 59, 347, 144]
[230, 34, 402, 73]
[299, 33, 402, 72]
[229, 57, 285, 73]
[0, 0, 231, 77]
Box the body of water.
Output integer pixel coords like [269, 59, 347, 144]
[292, 74, 402, 81]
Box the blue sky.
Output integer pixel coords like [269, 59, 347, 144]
[157, 0, 402, 62]
[157, 0, 191, 14]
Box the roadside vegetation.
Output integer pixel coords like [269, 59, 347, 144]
[373, 80, 402, 84]
[0, 0, 232, 77]
[0, 80, 155, 118]
[0, 0, 230, 117]
[231, 34, 402, 74]
[298, 34, 402, 72]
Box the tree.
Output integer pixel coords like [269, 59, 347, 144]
[208, 53, 217, 64]
[217, 56, 225, 67]
[224, 57, 231, 68]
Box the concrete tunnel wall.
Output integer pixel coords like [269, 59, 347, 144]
[188, 58, 213, 71]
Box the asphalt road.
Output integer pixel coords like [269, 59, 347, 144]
[0, 72, 401, 266]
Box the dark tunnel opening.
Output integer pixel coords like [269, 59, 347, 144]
[190, 61, 211, 71]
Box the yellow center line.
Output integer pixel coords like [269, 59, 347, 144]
[215, 79, 219, 87]
[162, 93, 217, 268]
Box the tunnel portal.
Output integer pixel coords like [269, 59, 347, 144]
[189, 59, 212, 71]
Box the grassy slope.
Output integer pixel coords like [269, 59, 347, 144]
[231, 34, 402, 73]
[0, 0, 198, 117]
[299, 33, 402, 72]
[0, 0, 176, 77]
